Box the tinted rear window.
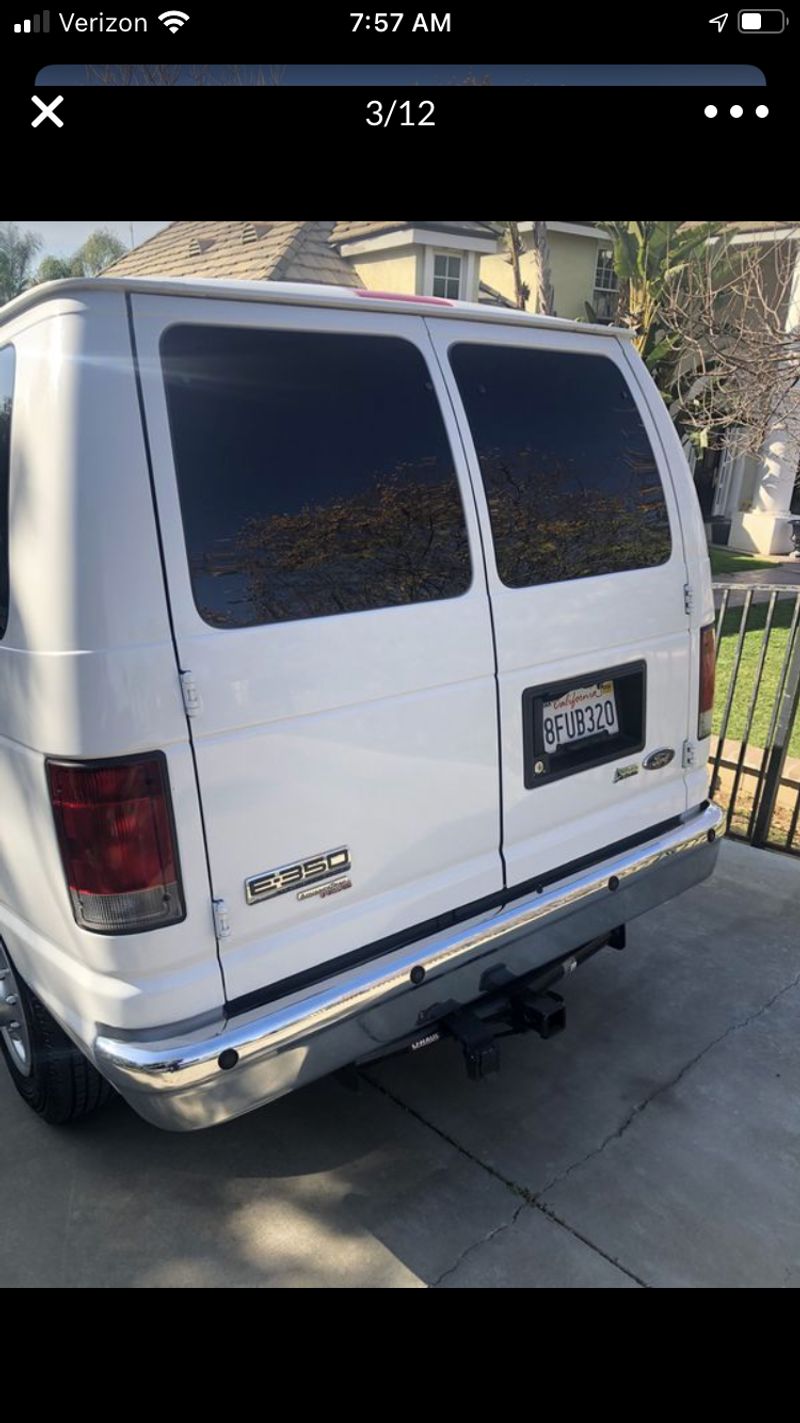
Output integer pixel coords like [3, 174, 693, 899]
[161, 326, 471, 628]
[0, 346, 14, 639]
[449, 344, 671, 588]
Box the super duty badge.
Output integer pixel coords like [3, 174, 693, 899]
[245, 847, 351, 905]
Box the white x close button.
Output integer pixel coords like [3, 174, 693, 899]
[31, 95, 64, 128]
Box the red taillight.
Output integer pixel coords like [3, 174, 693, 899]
[46, 756, 185, 933]
[698, 624, 716, 740]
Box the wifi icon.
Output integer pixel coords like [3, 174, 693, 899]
[158, 9, 189, 31]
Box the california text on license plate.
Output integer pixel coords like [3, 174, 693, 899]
[542, 680, 619, 751]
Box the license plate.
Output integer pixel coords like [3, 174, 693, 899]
[542, 680, 619, 751]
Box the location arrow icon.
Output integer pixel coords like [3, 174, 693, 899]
[709, 12, 728, 30]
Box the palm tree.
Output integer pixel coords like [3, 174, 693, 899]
[496, 221, 529, 309]
[529, 222, 555, 315]
[495, 222, 555, 313]
[0, 224, 42, 304]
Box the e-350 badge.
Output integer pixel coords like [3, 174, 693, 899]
[245, 847, 351, 905]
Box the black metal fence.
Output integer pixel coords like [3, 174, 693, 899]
[710, 583, 800, 855]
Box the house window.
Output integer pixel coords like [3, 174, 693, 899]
[432, 253, 462, 300]
[593, 245, 619, 321]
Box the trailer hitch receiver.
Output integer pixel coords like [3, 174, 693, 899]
[443, 1008, 500, 1081]
[513, 989, 566, 1040]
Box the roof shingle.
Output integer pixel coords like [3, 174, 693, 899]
[333, 220, 497, 244]
[103, 220, 360, 285]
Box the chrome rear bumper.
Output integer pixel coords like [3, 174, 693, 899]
[95, 803, 724, 1130]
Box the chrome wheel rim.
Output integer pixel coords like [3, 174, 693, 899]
[0, 944, 32, 1077]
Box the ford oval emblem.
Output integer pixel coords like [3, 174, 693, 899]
[643, 748, 675, 771]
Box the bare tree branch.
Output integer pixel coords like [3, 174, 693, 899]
[661, 234, 800, 453]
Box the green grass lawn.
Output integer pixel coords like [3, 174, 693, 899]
[713, 598, 800, 759]
[709, 548, 775, 576]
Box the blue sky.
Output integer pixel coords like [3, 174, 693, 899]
[37, 63, 766, 87]
[13, 221, 168, 259]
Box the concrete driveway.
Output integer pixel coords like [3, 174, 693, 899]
[1, 838, 799, 1288]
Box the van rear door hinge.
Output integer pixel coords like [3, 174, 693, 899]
[683, 583, 694, 616]
[180, 671, 202, 717]
[682, 739, 697, 769]
[212, 899, 231, 939]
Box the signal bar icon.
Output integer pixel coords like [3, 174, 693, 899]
[14, 10, 50, 30]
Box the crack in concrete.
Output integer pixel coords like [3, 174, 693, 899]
[362, 1069, 644, 1288]
[361, 1068, 530, 1201]
[531, 1200, 648, 1287]
[431, 1200, 529, 1287]
[432, 1197, 647, 1289]
[539, 968, 800, 1200]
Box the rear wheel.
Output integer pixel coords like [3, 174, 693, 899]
[0, 942, 114, 1124]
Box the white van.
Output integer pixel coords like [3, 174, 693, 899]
[0, 277, 722, 1131]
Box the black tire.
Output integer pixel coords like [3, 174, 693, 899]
[0, 964, 114, 1125]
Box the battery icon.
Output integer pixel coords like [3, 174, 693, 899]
[738, 9, 787, 30]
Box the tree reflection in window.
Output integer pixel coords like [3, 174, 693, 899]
[161, 326, 472, 628]
[450, 344, 671, 588]
[191, 464, 470, 627]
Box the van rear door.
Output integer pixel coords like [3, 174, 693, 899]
[130, 295, 504, 1001]
[428, 320, 694, 889]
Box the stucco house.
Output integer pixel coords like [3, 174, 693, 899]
[103, 219, 617, 316]
[104, 220, 498, 300]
